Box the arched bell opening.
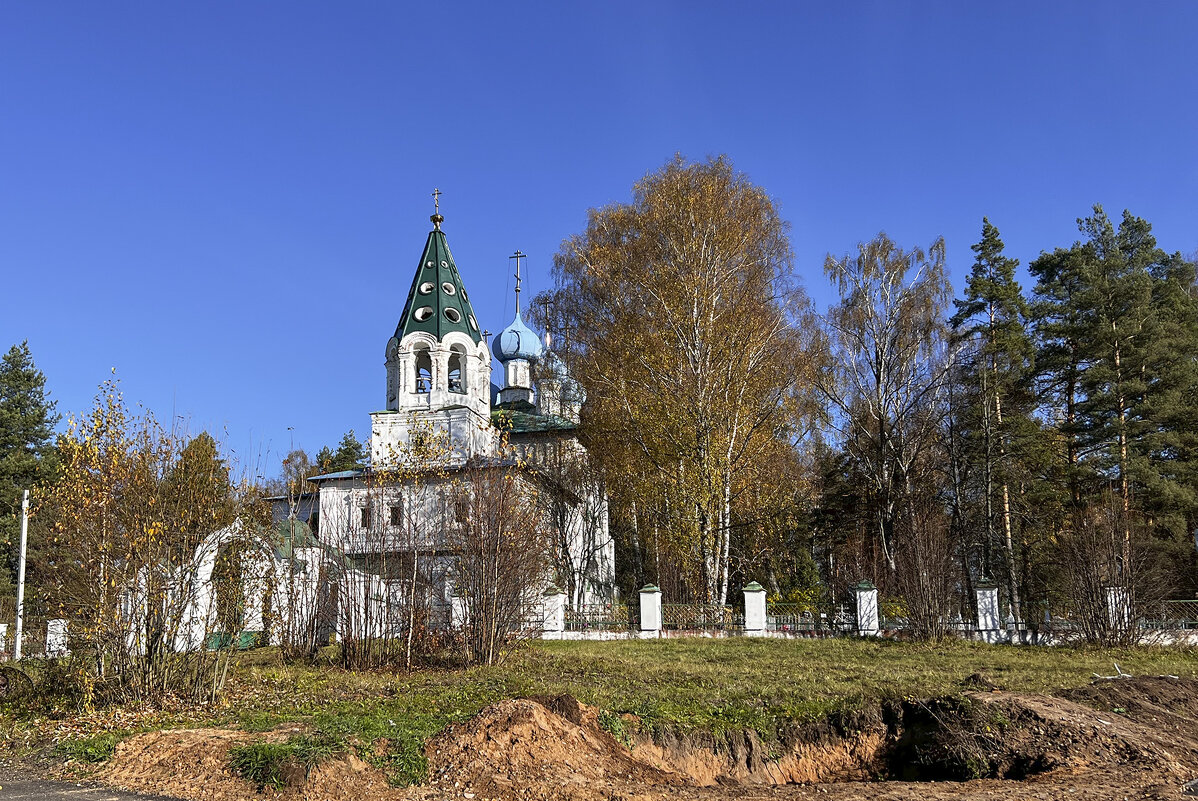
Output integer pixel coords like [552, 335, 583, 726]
[448, 346, 467, 394]
[414, 347, 432, 394]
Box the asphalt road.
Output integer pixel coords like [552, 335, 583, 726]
[0, 777, 174, 800]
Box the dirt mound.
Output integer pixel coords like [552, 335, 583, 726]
[97, 726, 407, 801]
[1062, 674, 1198, 748]
[1060, 676, 1198, 775]
[425, 698, 682, 801]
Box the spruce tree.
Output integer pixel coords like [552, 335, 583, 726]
[0, 341, 59, 590]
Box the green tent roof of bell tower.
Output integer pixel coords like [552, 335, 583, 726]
[394, 218, 483, 344]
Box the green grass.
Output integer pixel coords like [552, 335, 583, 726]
[217, 637, 1198, 784]
[228, 733, 340, 790]
[13, 638, 1198, 786]
[54, 731, 125, 763]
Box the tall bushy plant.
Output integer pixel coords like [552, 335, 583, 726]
[39, 379, 265, 704]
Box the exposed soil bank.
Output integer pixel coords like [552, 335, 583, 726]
[90, 676, 1198, 801]
[422, 676, 1198, 800]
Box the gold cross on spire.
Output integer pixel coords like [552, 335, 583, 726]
[430, 188, 444, 229]
[509, 250, 526, 314]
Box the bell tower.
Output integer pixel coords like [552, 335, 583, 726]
[372, 193, 494, 465]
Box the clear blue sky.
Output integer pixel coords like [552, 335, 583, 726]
[2, 2, 1195, 480]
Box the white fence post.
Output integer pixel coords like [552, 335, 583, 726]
[1106, 586, 1131, 633]
[976, 580, 1001, 642]
[46, 619, 69, 658]
[0, 623, 7, 659]
[451, 589, 467, 631]
[854, 581, 879, 636]
[542, 586, 566, 639]
[743, 581, 767, 635]
[639, 584, 662, 638]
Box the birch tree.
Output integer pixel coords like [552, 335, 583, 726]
[538, 155, 821, 604]
[40, 379, 264, 703]
[820, 233, 952, 575]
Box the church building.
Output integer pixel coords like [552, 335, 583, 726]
[304, 205, 615, 628]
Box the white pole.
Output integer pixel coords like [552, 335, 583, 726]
[14, 489, 29, 661]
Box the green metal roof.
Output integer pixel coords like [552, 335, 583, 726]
[491, 405, 578, 434]
[395, 223, 483, 344]
[272, 518, 317, 560]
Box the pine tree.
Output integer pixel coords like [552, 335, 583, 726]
[1032, 206, 1198, 584]
[950, 219, 1040, 620]
[322, 430, 367, 472]
[0, 341, 59, 590]
[1029, 244, 1090, 504]
[1138, 251, 1198, 593]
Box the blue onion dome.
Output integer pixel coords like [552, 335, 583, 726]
[562, 373, 586, 403]
[541, 349, 586, 402]
[540, 349, 570, 381]
[493, 311, 543, 363]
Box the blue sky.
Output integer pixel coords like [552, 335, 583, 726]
[2, 2, 1195, 480]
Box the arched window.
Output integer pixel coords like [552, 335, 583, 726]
[447, 347, 466, 394]
[414, 347, 432, 394]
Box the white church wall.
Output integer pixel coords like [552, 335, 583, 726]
[318, 475, 463, 556]
[372, 406, 496, 466]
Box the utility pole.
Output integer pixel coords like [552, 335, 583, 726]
[14, 489, 28, 660]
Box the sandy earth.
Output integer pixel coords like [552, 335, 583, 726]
[33, 676, 1198, 801]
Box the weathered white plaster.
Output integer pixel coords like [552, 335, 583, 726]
[46, 619, 69, 657]
[541, 589, 566, 638]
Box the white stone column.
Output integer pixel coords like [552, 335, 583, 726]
[976, 581, 1001, 642]
[451, 591, 468, 630]
[46, 619, 69, 658]
[542, 586, 566, 639]
[854, 581, 879, 636]
[639, 584, 662, 638]
[1106, 586, 1131, 633]
[743, 581, 767, 635]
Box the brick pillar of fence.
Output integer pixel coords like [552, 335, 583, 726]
[46, 619, 68, 658]
[976, 580, 1001, 642]
[639, 584, 662, 638]
[542, 586, 566, 639]
[743, 582, 766, 635]
[854, 581, 879, 636]
[1106, 586, 1131, 633]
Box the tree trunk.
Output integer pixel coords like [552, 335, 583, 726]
[1113, 335, 1132, 573]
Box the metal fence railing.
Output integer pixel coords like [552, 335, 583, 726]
[661, 603, 743, 633]
[766, 603, 815, 632]
[1144, 600, 1198, 630]
[564, 602, 633, 633]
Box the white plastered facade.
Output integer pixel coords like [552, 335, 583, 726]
[374, 329, 495, 465]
